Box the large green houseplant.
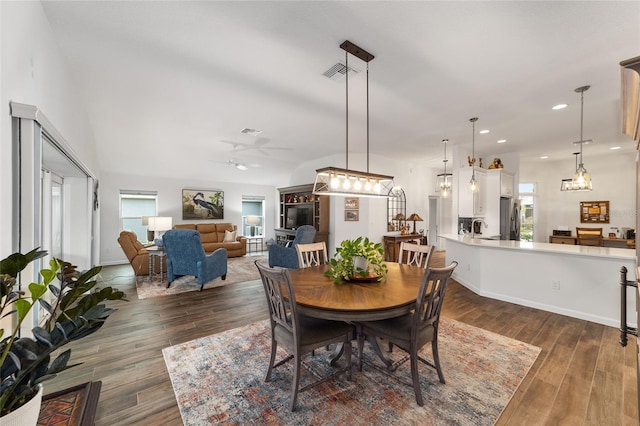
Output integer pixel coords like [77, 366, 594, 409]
[0, 248, 127, 418]
[324, 237, 388, 284]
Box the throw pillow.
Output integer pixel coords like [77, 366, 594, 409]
[223, 230, 237, 242]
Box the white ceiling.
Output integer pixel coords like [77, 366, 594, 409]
[40, 1, 640, 185]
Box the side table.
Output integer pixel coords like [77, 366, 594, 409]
[38, 381, 101, 426]
[147, 246, 166, 282]
[246, 236, 264, 253]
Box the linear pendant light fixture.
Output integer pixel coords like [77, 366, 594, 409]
[313, 40, 395, 198]
[561, 85, 593, 191]
[468, 117, 479, 193]
[436, 139, 452, 198]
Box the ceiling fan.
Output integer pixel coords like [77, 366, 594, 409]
[210, 144, 259, 171]
[220, 138, 291, 156]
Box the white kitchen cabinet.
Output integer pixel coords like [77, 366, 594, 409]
[486, 169, 515, 197]
[458, 167, 486, 217]
[499, 171, 514, 197]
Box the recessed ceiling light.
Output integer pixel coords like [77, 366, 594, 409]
[540, 155, 549, 159]
[479, 129, 490, 134]
[610, 146, 621, 150]
[497, 139, 507, 144]
[552, 104, 568, 110]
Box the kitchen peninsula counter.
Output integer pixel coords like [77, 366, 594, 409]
[439, 234, 636, 328]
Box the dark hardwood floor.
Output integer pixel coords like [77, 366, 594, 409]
[43, 252, 638, 425]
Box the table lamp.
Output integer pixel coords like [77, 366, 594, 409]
[148, 216, 173, 246]
[407, 213, 423, 234]
[247, 215, 260, 237]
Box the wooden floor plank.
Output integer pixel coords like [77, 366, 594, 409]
[39, 260, 637, 425]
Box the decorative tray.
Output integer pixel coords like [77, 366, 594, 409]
[348, 274, 382, 282]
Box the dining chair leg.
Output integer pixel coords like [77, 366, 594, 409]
[432, 336, 445, 384]
[356, 327, 365, 372]
[290, 354, 302, 412]
[345, 340, 353, 380]
[410, 349, 424, 406]
[265, 337, 277, 382]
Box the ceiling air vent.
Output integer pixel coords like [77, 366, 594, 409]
[323, 62, 358, 81]
[240, 128, 262, 136]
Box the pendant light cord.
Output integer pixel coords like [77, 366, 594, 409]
[579, 88, 584, 164]
[443, 139, 447, 174]
[366, 62, 370, 173]
[471, 117, 477, 178]
[345, 50, 349, 170]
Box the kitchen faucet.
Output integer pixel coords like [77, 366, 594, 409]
[471, 218, 488, 238]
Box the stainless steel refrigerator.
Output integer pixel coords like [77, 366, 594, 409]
[500, 197, 521, 240]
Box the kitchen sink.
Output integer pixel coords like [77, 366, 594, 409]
[476, 235, 501, 240]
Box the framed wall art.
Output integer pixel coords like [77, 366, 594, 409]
[344, 197, 359, 209]
[182, 189, 224, 220]
[345, 210, 359, 221]
[580, 200, 609, 224]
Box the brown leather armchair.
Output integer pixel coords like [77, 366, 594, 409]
[118, 231, 163, 276]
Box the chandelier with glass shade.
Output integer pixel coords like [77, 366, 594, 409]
[561, 85, 593, 192]
[436, 139, 452, 198]
[468, 117, 479, 193]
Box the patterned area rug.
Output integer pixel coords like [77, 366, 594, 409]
[136, 255, 266, 299]
[163, 318, 540, 425]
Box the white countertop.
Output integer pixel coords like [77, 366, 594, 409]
[439, 233, 635, 261]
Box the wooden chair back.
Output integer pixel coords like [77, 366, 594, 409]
[255, 260, 299, 337]
[296, 242, 328, 268]
[414, 262, 458, 334]
[398, 242, 434, 269]
[576, 227, 603, 246]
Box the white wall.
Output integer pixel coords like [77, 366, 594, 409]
[101, 172, 276, 265]
[520, 151, 636, 242]
[1, 2, 99, 259]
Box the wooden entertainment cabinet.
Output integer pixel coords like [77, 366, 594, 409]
[276, 184, 330, 247]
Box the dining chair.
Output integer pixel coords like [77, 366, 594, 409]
[356, 261, 458, 406]
[254, 260, 353, 411]
[296, 242, 328, 268]
[397, 242, 434, 269]
[576, 227, 603, 246]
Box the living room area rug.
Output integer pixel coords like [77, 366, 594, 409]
[136, 255, 266, 299]
[162, 317, 541, 425]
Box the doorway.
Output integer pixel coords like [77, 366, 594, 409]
[428, 196, 439, 248]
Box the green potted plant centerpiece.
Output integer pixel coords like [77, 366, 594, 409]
[0, 248, 127, 424]
[324, 237, 388, 284]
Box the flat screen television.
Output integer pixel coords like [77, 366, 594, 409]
[285, 205, 313, 229]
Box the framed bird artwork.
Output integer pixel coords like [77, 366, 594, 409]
[182, 189, 224, 220]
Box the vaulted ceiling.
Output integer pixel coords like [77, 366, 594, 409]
[40, 1, 640, 185]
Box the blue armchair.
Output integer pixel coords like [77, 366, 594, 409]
[268, 225, 316, 269]
[162, 229, 228, 291]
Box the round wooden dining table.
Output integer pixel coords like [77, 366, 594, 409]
[286, 262, 425, 321]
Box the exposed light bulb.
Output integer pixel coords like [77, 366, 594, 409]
[364, 180, 372, 191]
[469, 175, 479, 193]
[343, 176, 351, 190]
[373, 181, 381, 192]
[330, 175, 340, 189]
[354, 179, 362, 190]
